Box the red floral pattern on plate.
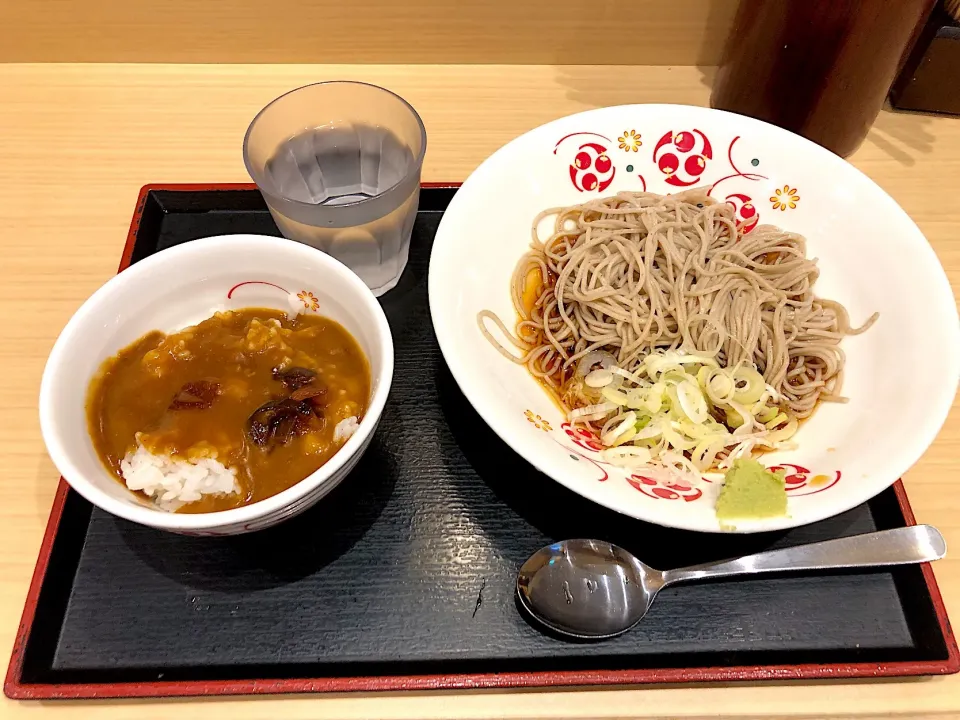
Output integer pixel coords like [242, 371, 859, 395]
[553, 131, 612, 153]
[545, 421, 839, 501]
[724, 192, 759, 234]
[553, 132, 616, 193]
[547, 422, 608, 481]
[769, 463, 841, 496]
[551, 131, 779, 234]
[706, 136, 768, 193]
[653, 129, 713, 187]
[569, 142, 616, 192]
[225, 281, 321, 314]
[226, 280, 290, 298]
[627, 474, 711, 502]
[561, 422, 603, 451]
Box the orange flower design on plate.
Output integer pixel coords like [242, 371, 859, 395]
[770, 185, 800, 211]
[618, 129, 642, 152]
[524, 410, 553, 432]
[297, 290, 320, 311]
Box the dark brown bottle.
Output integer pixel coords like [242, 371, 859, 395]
[710, 0, 935, 157]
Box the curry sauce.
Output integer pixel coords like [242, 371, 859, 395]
[86, 308, 371, 512]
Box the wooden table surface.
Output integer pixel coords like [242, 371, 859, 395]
[1, 63, 959, 720]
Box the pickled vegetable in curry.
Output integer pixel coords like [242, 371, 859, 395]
[86, 308, 371, 513]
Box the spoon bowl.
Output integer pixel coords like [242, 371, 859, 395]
[517, 525, 946, 640]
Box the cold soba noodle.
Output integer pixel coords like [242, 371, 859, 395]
[479, 190, 876, 480]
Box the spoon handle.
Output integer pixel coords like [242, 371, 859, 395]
[660, 525, 945, 586]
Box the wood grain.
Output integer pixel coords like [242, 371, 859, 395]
[0, 0, 738, 65]
[1, 63, 959, 719]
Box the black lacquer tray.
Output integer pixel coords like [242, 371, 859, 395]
[6, 184, 957, 699]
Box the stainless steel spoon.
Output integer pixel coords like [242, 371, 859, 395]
[516, 525, 945, 640]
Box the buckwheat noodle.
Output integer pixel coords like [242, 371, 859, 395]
[478, 189, 877, 420]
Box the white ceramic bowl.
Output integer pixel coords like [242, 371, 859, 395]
[40, 234, 394, 536]
[429, 104, 960, 533]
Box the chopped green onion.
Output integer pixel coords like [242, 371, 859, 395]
[563, 348, 798, 481]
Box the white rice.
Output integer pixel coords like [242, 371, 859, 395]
[120, 444, 240, 512]
[333, 416, 360, 443]
[121, 417, 358, 512]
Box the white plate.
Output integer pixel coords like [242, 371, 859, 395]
[429, 104, 960, 533]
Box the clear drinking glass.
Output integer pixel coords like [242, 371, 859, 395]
[243, 82, 427, 295]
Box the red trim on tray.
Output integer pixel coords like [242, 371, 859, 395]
[138, 182, 260, 192]
[5, 649, 960, 700]
[135, 182, 460, 192]
[118, 185, 152, 271]
[4, 481, 71, 700]
[6, 182, 957, 700]
[893, 480, 960, 669]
